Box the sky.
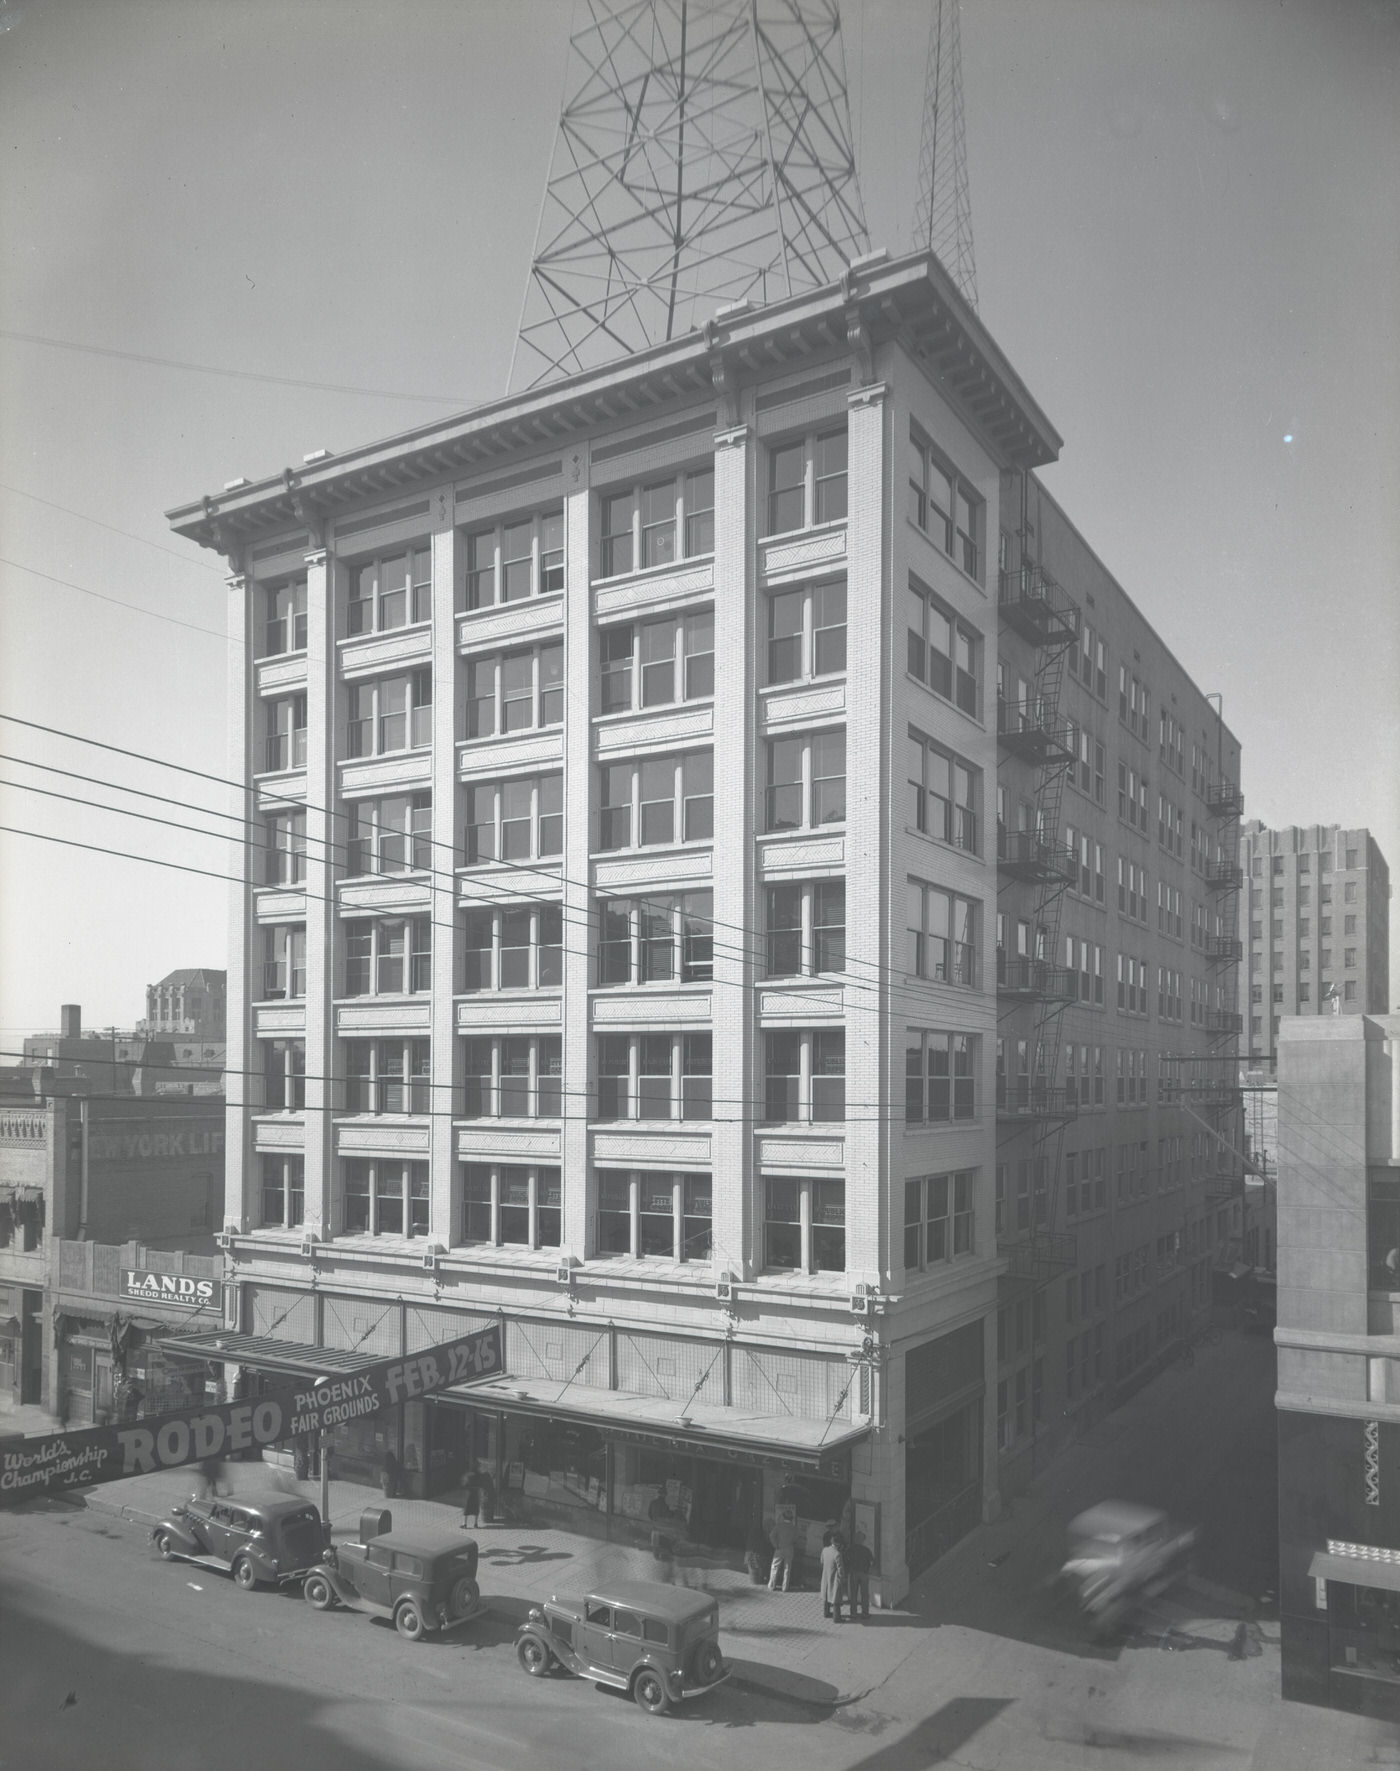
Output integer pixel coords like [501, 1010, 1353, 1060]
[0, 0, 1396, 1037]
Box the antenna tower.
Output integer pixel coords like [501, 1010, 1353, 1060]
[510, 0, 870, 392]
[911, 0, 977, 307]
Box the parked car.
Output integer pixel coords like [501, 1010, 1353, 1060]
[302, 1509, 481, 1642]
[152, 1491, 327, 1590]
[1059, 1500, 1197, 1636]
[515, 1579, 728, 1715]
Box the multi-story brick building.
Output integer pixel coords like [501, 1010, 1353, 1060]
[1240, 822, 1391, 1069]
[142, 967, 227, 1041]
[165, 250, 1242, 1596]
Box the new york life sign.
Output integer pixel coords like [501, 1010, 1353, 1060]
[0, 1323, 501, 1505]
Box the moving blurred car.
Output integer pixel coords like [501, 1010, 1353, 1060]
[515, 1579, 728, 1715]
[1059, 1500, 1196, 1636]
[302, 1507, 481, 1641]
[152, 1491, 326, 1590]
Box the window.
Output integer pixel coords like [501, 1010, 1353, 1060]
[1117, 858, 1148, 923]
[1345, 915, 1357, 934]
[908, 731, 978, 851]
[460, 903, 562, 991]
[597, 468, 714, 577]
[905, 1031, 977, 1124]
[908, 429, 981, 577]
[594, 1170, 712, 1261]
[263, 694, 306, 773]
[263, 1039, 305, 1111]
[463, 509, 564, 609]
[1118, 668, 1150, 740]
[907, 881, 977, 985]
[765, 880, 845, 976]
[904, 1171, 974, 1269]
[462, 1163, 561, 1249]
[1272, 856, 1284, 876]
[764, 1029, 844, 1123]
[1345, 980, 1357, 1001]
[765, 731, 845, 832]
[1069, 619, 1108, 700]
[343, 1158, 429, 1238]
[1345, 948, 1357, 969]
[262, 577, 307, 657]
[1299, 885, 1311, 906]
[598, 752, 713, 849]
[343, 917, 431, 996]
[461, 1035, 562, 1119]
[1298, 983, 1311, 1002]
[466, 773, 563, 863]
[766, 428, 846, 535]
[348, 545, 431, 634]
[595, 1032, 711, 1122]
[261, 1155, 304, 1228]
[1347, 848, 1358, 869]
[346, 792, 431, 876]
[764, 1177, 845, 1272]
[596, 893, 713, 985]
[346, 668, 432, 757]
[598, 612, 714, 712]
[466, 642, 563, 737]
[1299, 855, 1311, 873]
[1320, 853, 1332, 871]
[264, 810, 306, 886]
[343, 1039, 431, 1114]
[767, 581, 847, 684]
[1345, 881, 1358, 904]
[906, 580, 980, 714]
[1321, 884, 1333, 904]
[1116, 762, 1149, 832]
[261, 925, 306, 1000]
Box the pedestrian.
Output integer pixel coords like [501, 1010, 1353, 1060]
[846, 1529, 873, 1621]
[745, 1511, 772, 1585]
[820, 1529, 847, 1622]
[380, 1447, 401, 1499]
[839, 1494, 856, 1551]
[461, 1467, 484, 1530]
[768, 1507, 797, 1592]
[195, 1454, 225, 1498]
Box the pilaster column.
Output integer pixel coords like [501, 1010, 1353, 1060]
[561, 463, 594, 1261]
[301, 546, 335, 1238]
[430, 501, 460, 1245]
[226, 570, 254, 1233]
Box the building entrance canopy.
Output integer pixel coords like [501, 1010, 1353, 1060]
[151, 1329, 385, 1379]
[442, 1371, 868, 1475]
[1309, 1551, 1400, 1596]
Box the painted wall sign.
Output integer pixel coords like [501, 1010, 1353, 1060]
[120, 1270, 224, 1311]
[0, 1323, 501, 1506]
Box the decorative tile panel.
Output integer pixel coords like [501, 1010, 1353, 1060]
[338, 755, 432, 795]
[458, 731, 565, 776]
[591, 1130, 712, 1166]
[594, 706, 713, 756]
[759, 528, 847, 583]
[594, 562, 714, 619]
[252, 1118, 305, 1151]
[254, 1005, 306, 1036]
[593, 850, 712, 891]
[458, 865, 562, 903]
[757, 835, 845, 874]
[755, 1136, 845, 1170]
[455, 1127, 562, 1160]
[339, 880, 432, 915]
[335, 1002, 432, 1035]
[757, 987, 843, 1021]
[339, 627, 432, 678]
[457, 598, 564, 652]
[761, 683, 846, 731]
[255, 891, 308, 922]
[591, 991, 710, 1025]
[335, 1122, 432, 1157]
[256, 656, 308, 695]
[455, 996, 562, 1030]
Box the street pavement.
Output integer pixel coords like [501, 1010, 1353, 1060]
[5, 1329, 1400, 1769]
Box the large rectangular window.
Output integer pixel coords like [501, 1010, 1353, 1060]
[261, 1154, 304, 1228]
[764, 1029, 844, 1123]
[263, 694, 306, 774]
[905, 1032, 977, 1125]
[342, 1038, 431, 1114]
[597, 752, 713, 850]
[598, 611, 714, 713]
[346, 669, 432, 758]
[594, 1032, 711, 1122]
[908, 429, 981, 578]
[465, 773, 563, 863]
[461, 1035, 562, 1120]
[766, 581, 846, 685]
[346, 792, 431, 877]
[263, 1038, 305, 1111]
[907, 881, 978, 985]
[764, 1177, 845, 1272]
[343, 917, 431, 996]
[904, 1171, 975, 1270]
[908, 731, 978, 852]
[343, 1158, 429, 1238]
[466, 642, 564, 738]
[594, 1170, 712, 1262]
[460, 902, 562, 991]
[347, 545, 431, 635]
[597, 468, 714, 577]
[462, 1162, 561, 1250]
[765, 429, 847, 536]
[261, 577, 307, 658]
[764, 880, 845, 977]
[906, 579, 980, 713]
[261, 924, 306, 1000]
[463, 509, 564, 610]
[264, 810, 306, 886]
[765, 730, 845, 832]
[596, 892, 712, 985]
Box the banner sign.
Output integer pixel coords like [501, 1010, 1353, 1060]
[121, 1269, 224, 1311]
[0, 1323, 501, 1507]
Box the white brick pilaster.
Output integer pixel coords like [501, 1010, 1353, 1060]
[301, 546, 334, 1238]
[561, 464, 594, 1260]
[430, 503, 459, 1245]
[226, 571, 254, 1232]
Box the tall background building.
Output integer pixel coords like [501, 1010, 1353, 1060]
[1240, 823, 1392, 1070]
[163, 248, 1243, 1596]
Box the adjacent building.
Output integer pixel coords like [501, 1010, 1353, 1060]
[1240, 823, 1392, 1069]
[142, 968, 227, 1041]
[165, 249, 1242, 1596]
[1276, 1011, 1400, 1717]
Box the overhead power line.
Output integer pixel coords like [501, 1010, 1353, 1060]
[0, 482, 226, 574]
[0, 556, 230, 642]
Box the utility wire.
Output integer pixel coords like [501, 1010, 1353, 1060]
[0, 556, 230, 642]
[0, 482, 226, 575]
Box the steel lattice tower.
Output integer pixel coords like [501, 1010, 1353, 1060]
[510, 0, 870, 391]
[911, 0, 976, 309]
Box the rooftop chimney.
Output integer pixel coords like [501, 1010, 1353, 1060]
[60, 1004, 81, 1040]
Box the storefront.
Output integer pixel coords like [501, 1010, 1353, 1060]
[54, 1310, 216, 1424]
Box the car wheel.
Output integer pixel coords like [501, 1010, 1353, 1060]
[232, 1556, 259, 1591]
[632, 1669, 669, 1716]
[694, 1641, 723, 1685]
[395, 1601, 427, 1642]
[517, 1634, 552, 1678]
[154, 1530, 177, 1561]
[303, 1572, 336, 1611]
[448, 1575, 480, 1620]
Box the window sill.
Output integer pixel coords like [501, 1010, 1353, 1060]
[251, 996, 307, 1008]
[904, 823, 982, 867]
[334, 1112, 430, 1124]
[905, 516, 985, 599]
[339, 869, 431, 886]
[257, 647, 308, 665]
[338, 620, 432, 650]
[759, 673, 847, 698]
[458, 591, 564, 620]
[592, 699, 713, 726]
[459, 725, 563, 748]
[591, 840, 714, 862]
[759, 520, 846, 550]
[456, 987, 563, 1000]
[756, 822, 848, 844]
[590, 981, 712, 996]
[339, 745, 432, 766]
[333, 993, 432, 1006]
[590, 553, 714, 592]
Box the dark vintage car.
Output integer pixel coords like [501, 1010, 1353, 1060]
[302, 1509, 482, 1642]
[152, 1491, 327, 1590]
[515, 1579, 728, 1715]
[1059, 1500, 1197, 1636]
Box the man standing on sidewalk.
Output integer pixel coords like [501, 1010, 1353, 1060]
[768, 1503, 797, 1592]
[846, 1530, 872, 1621]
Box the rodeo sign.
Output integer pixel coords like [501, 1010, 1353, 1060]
[0, 1323, 501, 1506]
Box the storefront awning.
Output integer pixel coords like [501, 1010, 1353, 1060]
[439, 1372, 869, 1474]
[148, 1329, 383, 1378]
[1309, 1551, 1400, 1595]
